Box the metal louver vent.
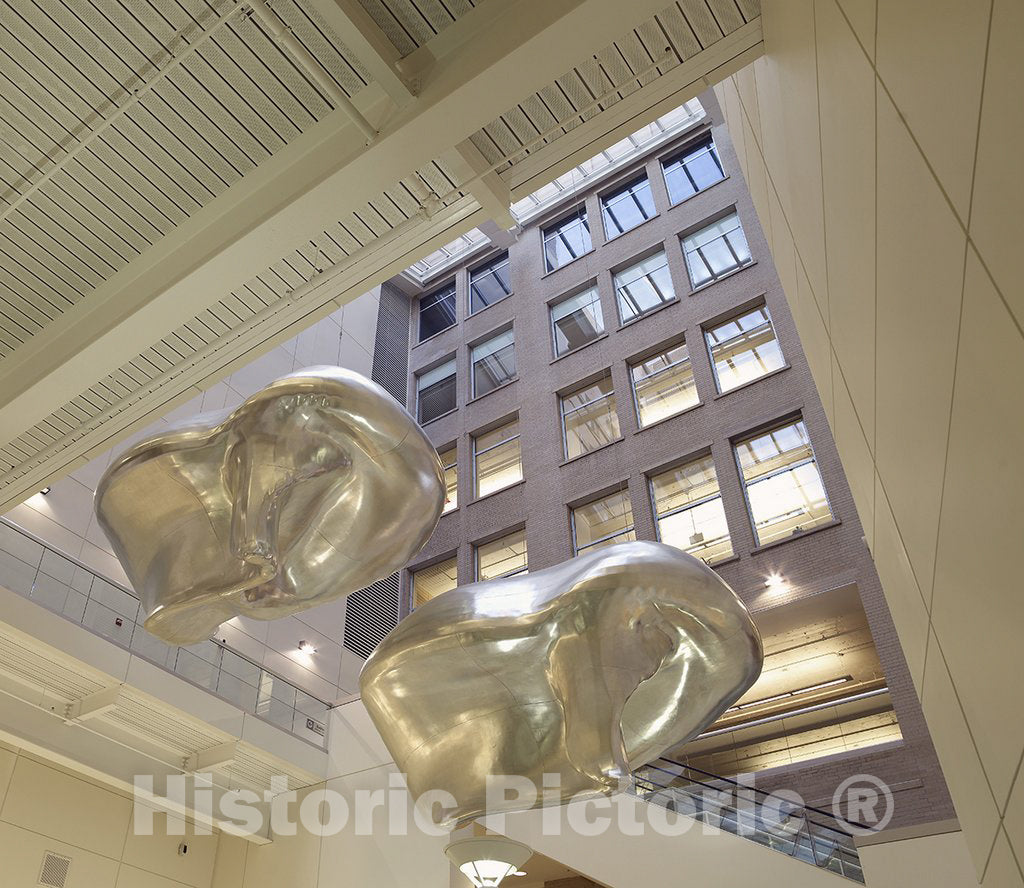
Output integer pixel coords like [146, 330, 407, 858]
[370, 282, 411, 407]
[343, 573, 400, 660]
[38, 852, 71, 888]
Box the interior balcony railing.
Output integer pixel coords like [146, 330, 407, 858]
[633, 758, 866, 883]
[0, 518, 330, 748]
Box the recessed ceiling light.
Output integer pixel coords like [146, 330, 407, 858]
[764, 572, 785, 589]
[298, 640, 317, 654]
[39, 486, 51, 495]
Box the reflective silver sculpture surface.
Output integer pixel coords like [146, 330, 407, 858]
[360, 541, 763, 825]
[95, 366, 444, 645]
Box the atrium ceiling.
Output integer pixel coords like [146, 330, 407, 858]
[0, 0, 762, 511]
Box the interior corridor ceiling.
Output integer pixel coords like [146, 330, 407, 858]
[0, 0, 763, 511]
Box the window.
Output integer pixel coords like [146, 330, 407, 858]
[572, 490, 635, 555]
[418, 282, 456, 341]
[705, 305, 785, 393]
[561, 375, 620, 460]
[411, 557, 457, 608]
[735, 419, 833, 546]
[630, 343, 698, 427]
[550, 286, 604, 356]
[543, 207, 592, 271]
[476, 528, 528, 580]
[682, 212, 752, 288]
[601, 175, 656, 238]
[662, 135, 725, 204]
[470, 330, 516, 397]
[650, 456, 733, 564]
[416, 358, 456, 423]
[469, 252, 512, 313]
[439, 446, 457, 513]
[614, 251, 675, 322]
[473, 419, 522, 498]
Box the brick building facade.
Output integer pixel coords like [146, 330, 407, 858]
[385, 92, 954, 831]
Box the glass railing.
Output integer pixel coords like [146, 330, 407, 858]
[0, 518, 330, 748]
[633, 758, 865, 883]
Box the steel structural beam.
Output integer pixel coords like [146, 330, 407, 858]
[308, 0, 417, 106]
[0, 0, 674, 455]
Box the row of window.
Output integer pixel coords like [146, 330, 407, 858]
[416, 301, 785, 427]
[542, 133, 726, 272]
[416, 135, 729, 343]
[413, 417, 834, 607]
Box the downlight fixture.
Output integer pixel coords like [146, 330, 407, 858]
[444, 837, 532, 888]
[298, 640, 317, 654]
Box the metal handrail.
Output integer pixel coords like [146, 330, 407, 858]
[0, 517, 330, 748]
[634, 757, 865, 883]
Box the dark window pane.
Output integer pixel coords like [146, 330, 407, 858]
[601, 176, 656, 237]
[550, 287, 604, 355]
[543, 209, 592, 271]
[663, 136, 725, 204]
[418, 283, 456, 341]
[469, 253, 512, 313]
[417, 360, 456, 423]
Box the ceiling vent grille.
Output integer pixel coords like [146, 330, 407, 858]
[38, 851, 71, 888]
[343, 573, 400, 660]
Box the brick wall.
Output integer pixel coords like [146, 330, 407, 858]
[392, 91, 954, 830]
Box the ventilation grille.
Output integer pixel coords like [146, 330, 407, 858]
[343, 573, 400, 660]
[370, 281, 411, 407]
[38, 852, 71, 888]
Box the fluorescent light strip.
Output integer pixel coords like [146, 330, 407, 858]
[724, 675, 853, 713]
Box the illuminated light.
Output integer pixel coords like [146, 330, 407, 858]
[764, 572, 786, 589]
[725, 675, 854, 713]
[444, 837, 532, 888]
[298, 640, 317, 654]
[39, 486, 51, 495]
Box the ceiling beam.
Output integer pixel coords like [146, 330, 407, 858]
[307, 0, 417, 107]
[0, 0, 676, 456]
[449, 139, 516, 230]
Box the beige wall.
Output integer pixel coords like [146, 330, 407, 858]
[713, 1, 1023, 885]
[0, 736, 226, 888]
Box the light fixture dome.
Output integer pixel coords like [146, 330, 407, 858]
[444, 836, 532, 888]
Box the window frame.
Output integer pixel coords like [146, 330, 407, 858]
[733, 417, 835, 547]
[468, 251, 512, 315]
[613, 249, 676, 324]
[416, 280, 457, 342]
[629, 341, 699, 428]
[704, 303, 785, 394]
[570, 489, 636, 556]
[600, 174, 657, 240]
[415, 356, 457, 424]
[409, 555, 458, 609]
[472, 418, 523, 500]
[474, 527, 528, 581]
[661, 133, 725, 204]
[542, 206, 593, 272]
[681, 211, 753, 288]
[438, 445, 457, 514]
[559, 374, 620, 461]
[470, 328, 516, 398]
[648, 455, 733, 565]
[549, 284, 606, 357]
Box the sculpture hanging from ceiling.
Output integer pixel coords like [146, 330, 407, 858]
[95, 367, 445, 645]
[360, 540, 763, 825]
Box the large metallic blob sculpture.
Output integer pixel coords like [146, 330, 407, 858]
[361, 541, 762, 825]
[95, 367, 444, 645]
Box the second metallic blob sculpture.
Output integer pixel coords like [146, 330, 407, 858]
[361, 540, 763, 825]
[95, 367, 445, 645]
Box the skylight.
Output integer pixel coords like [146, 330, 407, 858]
[402, 98, 707, 283]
